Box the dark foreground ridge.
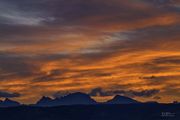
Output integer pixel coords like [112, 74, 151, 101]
[0, 104, 179, 120]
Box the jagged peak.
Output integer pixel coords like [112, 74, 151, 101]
[2, 98, 20, 106]
[40, 96, 52, 100]
[113, 95, 132, 100]
[4, 98, 14, 102]
[107, 95, 139, 104]
[37, 96, 53, 104]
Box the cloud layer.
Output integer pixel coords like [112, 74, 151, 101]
[0, 91, 21, 98]
[89, 88, 160, 98]
[0, 0, 179, 104]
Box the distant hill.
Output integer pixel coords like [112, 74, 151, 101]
[0, 98, 20, 107]
[106, 95, 139, 104]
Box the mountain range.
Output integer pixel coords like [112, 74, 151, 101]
[36, 92, 97, 107]
[35, 92, 140, 107]
[0, 92, 160, 107]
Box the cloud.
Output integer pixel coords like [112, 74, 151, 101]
[0, 0, 54, 26]
[131, 89, 160, 97]
[53, 91, 72, 98]
[33, 69, 62, 82]
[89, 88, 160, 98]
[0, 52, 40, 80]
[153, 96, 161, 100]
[0, 91, 21, 98]
[89, 88, 113, 97]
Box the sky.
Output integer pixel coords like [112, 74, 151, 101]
[0, 0, 180, 104]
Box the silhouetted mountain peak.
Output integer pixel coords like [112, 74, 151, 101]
[56, 92, 97, 105]
[4, 98, 19, 103]
[4, 98, 12, 102]
[36, 96, 53, 106]
[173, 101, 179, 104]
[113, 95, 131, 100]
[40, 96, 52, 101]
[106, 95, 139, 104]
[0, 98, 20, 107]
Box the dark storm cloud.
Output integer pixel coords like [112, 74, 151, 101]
[89, 88, 115, 97]
[68, 69, 112, 78]
[33, 67, 112, 83]
[105, 25, 180, 53]
[0, 52, 40, 80]
[1, 0, 179, 26]
[33, 69, 63, 82]
[131, 89, 160, 97]
[89, 88, 160, 98]
[0, 0, 179, 50]
[153, 56, 180, 64]
[0, 51, 73, 81]
[153, 96, 161, 100]
[137, 55, 180, 81]
[130, 25, 180, 39]
[0, 91, 21, 98]
[1, 0, 179, 36]
[0, 0, 130, 26]
[75, 25, 180, 64]
[0, 0, 54, 26]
